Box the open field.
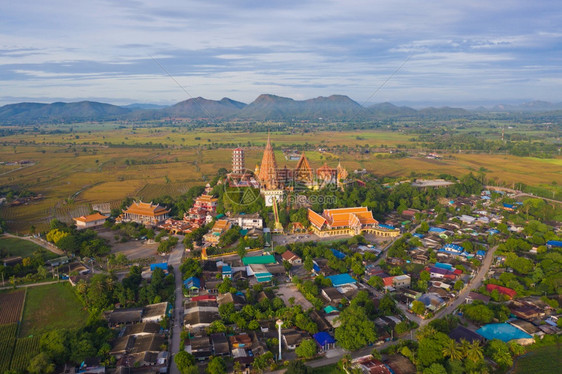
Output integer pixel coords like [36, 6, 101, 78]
[513, 345, 562, 374]
[1, 129, 561, 232]
[0, 236, 47, 258]
[9, 336, 40, 371]
[311, 364, 343, 374]
[0, 290, 25, 325]
[19, 283, 88, 337]
[0, 338, 15, 372]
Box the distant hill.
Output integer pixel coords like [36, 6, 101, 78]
[122, 103, 169, 110]
[238, 94, 365, 120]
[2, 95, 562, 125]
[0, 101, 130, 124]
[482, 101, 562, 112]
[160, 97, 246, 119]
[368, 102, 417, 118]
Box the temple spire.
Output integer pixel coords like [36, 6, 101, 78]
[258, 132, 278, 189]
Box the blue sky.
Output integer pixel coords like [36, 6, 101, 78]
[1, 0, 561, 107]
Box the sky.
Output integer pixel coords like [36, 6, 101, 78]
[1, 0, 562, 107]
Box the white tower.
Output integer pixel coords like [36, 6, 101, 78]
[276, 319, 283, 361]
[232, 147, 245, 174]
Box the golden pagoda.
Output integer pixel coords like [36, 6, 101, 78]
[337, 161, 348, 181]
[257, 133, 279, 190]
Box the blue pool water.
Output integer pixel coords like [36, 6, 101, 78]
[476, 323, 532, 342]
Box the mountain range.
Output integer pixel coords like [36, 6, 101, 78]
[0, 95, 560, 125]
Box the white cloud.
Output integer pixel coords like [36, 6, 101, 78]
[0, 0, 561, 105]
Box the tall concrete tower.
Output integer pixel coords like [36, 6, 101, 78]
[232, 147, 245, 174]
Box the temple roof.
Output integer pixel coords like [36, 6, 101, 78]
[124, 201, 170, 217]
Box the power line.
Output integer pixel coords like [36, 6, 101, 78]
[149, 55, 214, 120]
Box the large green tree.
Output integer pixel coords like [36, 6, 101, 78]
[174, 351, 197, 374]
[207, 356, 227, 374]
[295, 339, 318, 359]
[335, 305, 377, 350]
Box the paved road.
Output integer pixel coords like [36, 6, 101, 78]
[485, 185, 561, 205]
[0, 279, 64, 290]
[167, 240, 185, 374]
[3, 233, 64, 255]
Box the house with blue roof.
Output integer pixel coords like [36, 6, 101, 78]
[413, 233, 424, 238]
[312, 261, 320, 274]
[330, 248, 346, 259]
[222, 265, 232, 279]
[150, 262, 168, 272]
[184, 277, 201, 292]
[547, 240, 562, 248]
[326, 273, 356, 287]
[313, 332, 336, 351]
[502, 203, 517, 212]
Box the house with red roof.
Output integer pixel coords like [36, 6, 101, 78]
[486, 284, 517, 299]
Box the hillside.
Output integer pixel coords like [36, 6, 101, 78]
[0, 101, 131, 125]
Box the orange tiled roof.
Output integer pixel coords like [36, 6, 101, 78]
[74, 212, 107, 223]
[324, 207, 378, 228]
[124, 201, 170, 217]
[196, 194, 218, 203]
[213, 219, 231, 231]
[308, 209, 327, 229]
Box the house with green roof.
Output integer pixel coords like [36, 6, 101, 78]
[242, 254, 276, 265]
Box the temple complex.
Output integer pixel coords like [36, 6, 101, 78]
[228, 135, 349, 206]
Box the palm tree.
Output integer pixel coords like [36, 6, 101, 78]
[443, 339, 463, 361]
[416, 325, 438, 340]
[466, 340, 484, 363]
[459, 339, 471, 358]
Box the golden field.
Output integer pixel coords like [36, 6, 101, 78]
[1, 128, 560, 232]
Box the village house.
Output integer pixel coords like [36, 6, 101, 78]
[281, 250, 302, 265]
[228, 212, 263, 230]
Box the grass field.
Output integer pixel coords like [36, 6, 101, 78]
[19, 283, 88, 338]
[513, 345, 562, 374]
[1, 128, 561, 232]
[0, 237, 48, 258]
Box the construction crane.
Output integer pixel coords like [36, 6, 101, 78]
[272, 197, 284, 234]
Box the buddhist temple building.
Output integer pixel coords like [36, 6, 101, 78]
[203, 219, 232, 245]
[294, 152, 314, 184]
[308, 207, 400, 237]
[118, 201, 171, 225]
[316, 162, 338, 184]
[73, 212, 107, 229]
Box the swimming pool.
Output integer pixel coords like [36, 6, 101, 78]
[476, 323, 532, 342]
